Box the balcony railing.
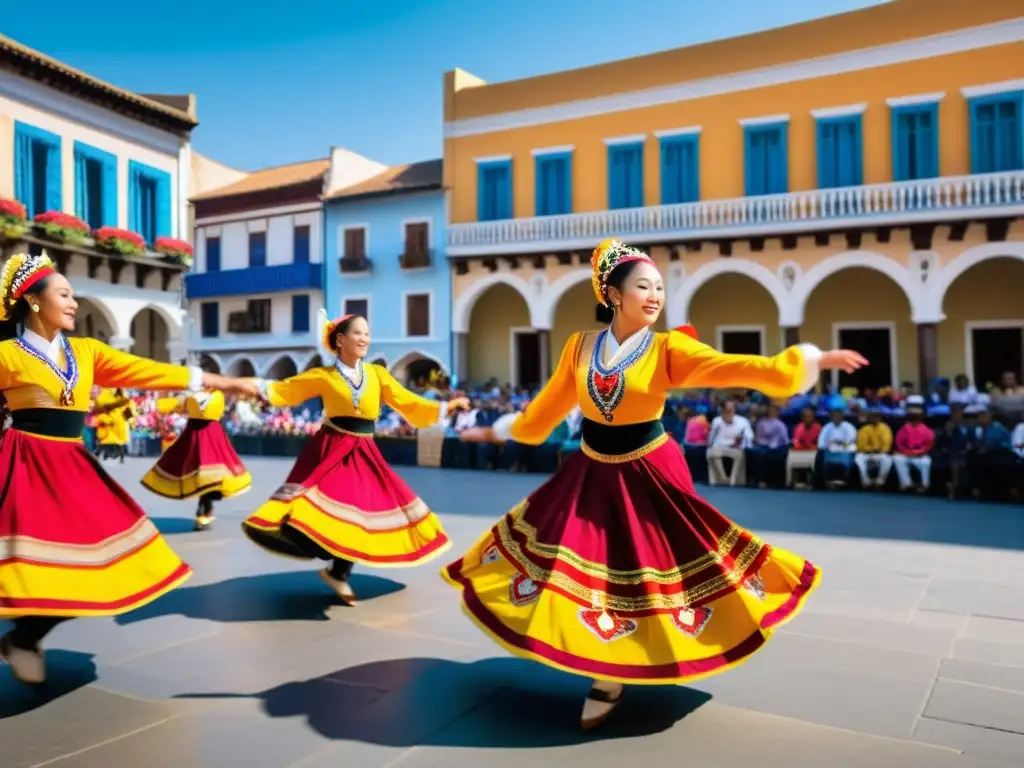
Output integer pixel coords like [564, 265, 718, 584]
[400, 248, 433, 269]
[447, 170, 1024, 256]
[184, 262, 323, 300]
[339, 255, 372, 273]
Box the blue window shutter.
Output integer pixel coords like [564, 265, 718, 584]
[560, 154, 572, 213]
[45, 139, 62, 212]
[156, 170, 172, 238]
[661, 141, 680, 204]
[996, 97, 1022, 172]
[629, 145, 644, 207]
[817, 122, 836, 188]
[769, 125, 789, 194]
[608, 144, 643, 209]
[534, 157, 547, 216]
[893, 106, 939, 181]
[893, 111, 911, 181]
[292, 295, 310, 333]
[745, 129, 763, 196]
[101, 155, 117, 226]
[74, 150, 87, 220]
[916, 107, 937, 178]
[971, 101, 996, 174]
[128, 162, 140, 233]
[607, 146, 621, 209]
[683, 138, 699, 202]
[499, 162, 512, 219]
[477, 161, 512, 221]
[206, 237, 221, 272]
[201, 302, 219, 338]
[14, 130, 35, 216]
[477, 164, 488, 221]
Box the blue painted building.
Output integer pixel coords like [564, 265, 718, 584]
[324, 159, 451, 384]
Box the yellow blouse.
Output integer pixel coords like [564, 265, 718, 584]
[510, 329, 816, 446]
[156, 391, 226, 421]
[260, 363, 441, 429]
[0, 336, 193, 413]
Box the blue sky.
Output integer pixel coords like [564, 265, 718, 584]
[4, 0, 886, 171]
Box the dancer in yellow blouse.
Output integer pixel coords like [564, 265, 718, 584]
[94, 387, 133, 462]
[141, 391, 252, 531]
[242, 313, 468, 605]
[442, 240, 867, 730]
[0, 252, 254, 685]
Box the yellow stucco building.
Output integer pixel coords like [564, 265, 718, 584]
[444, 0, 1024, 395]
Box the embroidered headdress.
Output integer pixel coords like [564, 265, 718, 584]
[590, 239, 653, 307]
[0, 252, 55, 321]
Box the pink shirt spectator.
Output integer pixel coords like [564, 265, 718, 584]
[895, 422, 934, 456]
[684, 415, 710, 445]
[792, 422, 821, 451]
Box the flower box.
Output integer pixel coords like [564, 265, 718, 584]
[154, 236, 194, 267]
[34, 210, 90, 246]
[0, 199, 27, 238]
[94, 226, 145, 257]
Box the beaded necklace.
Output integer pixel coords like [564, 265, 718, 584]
[335, 358, 366, 415]
[586, 329, 653, 422]
[15, 334, 79, 407]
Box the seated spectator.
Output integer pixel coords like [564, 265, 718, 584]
[706, 400, 753, 487]
[818, 406, 857, 488]
[786, 407, 820, 489]
[747, 403, 788, 488]
[892, 395, 934, 493]
[967, 408, 1014, 500]
[935, 404, 970, 499]
[854, 408, 893, 489]
[949, 373, 984, 407]
[930, 378, 950, 406]
[683, 413, 710, 447]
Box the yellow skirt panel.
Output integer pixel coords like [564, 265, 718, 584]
[141, 466, 253, 500]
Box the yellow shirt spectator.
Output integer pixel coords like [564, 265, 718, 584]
[856, 420, 893, 454]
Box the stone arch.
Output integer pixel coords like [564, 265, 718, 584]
[129, 305, 175, 362]
[926, 241, 1024, 320]
[669, 259, 788, 329]
[198, 353, 223, 373]
[389, 350, 449, 386]
[225, 356, 258, 377]
[304, 353, 325, 371]
[264, 354, 299, 379]
[73, 296, 118, 343]
[789, 251, 925, 326]
[370, 355, 388, 367]
[451, 273, 541, 333]
[538, 267, 593, 328]
[130, 302, 183, 338]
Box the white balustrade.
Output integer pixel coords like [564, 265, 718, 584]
[447, 170, 1024, 255]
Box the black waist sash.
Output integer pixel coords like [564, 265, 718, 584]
[326, 416, 376, 436]
[11, 409, 86, 439]
[580, 418, 665, 456]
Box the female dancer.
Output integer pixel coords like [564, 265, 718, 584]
[141, 390, 252, 531]
[0, 252, 254, 684]
[242, 313, 468, 605]
[94, 387, 133, 462]
[443, 240, 867, 729]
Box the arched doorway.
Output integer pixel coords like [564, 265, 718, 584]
[390, 352, 444, 387]
[265, 355, 298, 380]
[802, 268, 914, 391]
[199, 354, 221, 373]
[466, 282, 532, 388]
[73, 297, 116, 344]
[305, 354, 325, 371]
[688, 273, 780, 356]
[938, 256, 1024, 390]
[370, 356, 387, 367]
[226, 357, 256, 377]
[130, 307, 171, 363]
[550, 280, 603, 364]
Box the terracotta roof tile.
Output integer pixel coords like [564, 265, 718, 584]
[190, 158, 330, 201]
[326, 159, 442, 200]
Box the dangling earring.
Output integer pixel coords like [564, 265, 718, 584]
[30, 304, 39, 313]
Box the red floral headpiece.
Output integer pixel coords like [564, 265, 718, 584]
[0, 252, 55, 321]
[321, 313, 355, 351]
[590, 239, 654, 307]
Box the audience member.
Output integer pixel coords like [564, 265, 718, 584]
[935, 404, 971, 499]
[967, 408, 1014, 499]
[706, 400, 753, 487]
[747, 403, 789, 488]
[854, 408, 893, 489]
[818, 405, 857, 488]
[892, 395, 934, 493]
[786, 407, 820, 489]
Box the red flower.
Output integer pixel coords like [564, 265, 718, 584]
[154, 236, 194, 257]
[0, 199, 27, 221]
[34, 210, 90, 232]
[93, 227, 146, 248]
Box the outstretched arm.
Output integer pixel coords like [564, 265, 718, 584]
[87, 338, 201, 392]
[256, 369, 326, 408]
[376, 366, 466, 429]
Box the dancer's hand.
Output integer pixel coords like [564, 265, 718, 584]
[819, 349, 868, 374]
[203, 373, 261, 399]
[448, 396, 471, 412]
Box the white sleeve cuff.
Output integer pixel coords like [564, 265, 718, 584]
[187, 366, 205, 392]
[796, 344, 823, 394]
[437, 400, 449, 426]
[492, 412, 518, 442]
[254, 378, 271, 402]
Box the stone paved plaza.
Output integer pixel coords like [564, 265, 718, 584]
[2, 457, 1023, 767]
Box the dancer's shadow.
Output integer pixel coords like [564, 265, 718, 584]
[178, 656, 710, 746]
[115, 570, 406, 626]
[0, 650, 97, 719]
[149, 516, 200, 535]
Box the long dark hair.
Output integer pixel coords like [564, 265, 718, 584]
[0, 276, 50, 434]
[594, 261, 642, 324]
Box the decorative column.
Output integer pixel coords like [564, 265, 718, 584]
[537, 329, 551, 384]
[453, 331, 469, 385]
[782, 327, 800, 347]
[917, 322, 939, 389]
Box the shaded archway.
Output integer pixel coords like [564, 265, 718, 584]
[390, 351, 448, 387]
[802, 268, 915, 391]
[199, 354, 222, 374]
[937, 256, 1024, 388]
[130, 307, 171, 362]
[305, 354, 325, 371]
[467, 282, 532, 388]
[370, 356, 388, 367]
[226, 357, 257, 377]
[671, 259, 786, 328]
[551, 280, 604, 362]
[689, 273, 780, 357]
[452, 273, 538, 333]
[265, 355, 298, 380]
[73, 297, 116, 343]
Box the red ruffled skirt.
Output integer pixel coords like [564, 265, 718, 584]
[242, 425, 450, 566]
[141, 420, 251, 500]
[0, 429, 192, 618]
[443, 434, 820, 685]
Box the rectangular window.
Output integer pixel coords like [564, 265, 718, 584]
[343, 227, 366, 259]
[343, 298, 368, 319]
[719, 329, 763, 355]
[534, 153, 572, 216]
[291, 294, 310, 333]
[14, 122, 62, 218]
[205, 236, 222, 272]
[744, 123, 789, 196]
[659, 135, 699, 205]
[128, 161, 171, 244]
[405, 293, 430, 337]
[247, 298, 272, 333]
[404, 221, 429, 255]
[249, 231, 267, 267]
[892, 104, 939, 181]
[200, 302, 219, 338]
[607, 143, 644, 209]
[817, 116, 863, 189]
[293, 225, 311, 264]
[970, 92, 1023, 174]
[477, 160, 512, 221]
[73, 142, 116, 229]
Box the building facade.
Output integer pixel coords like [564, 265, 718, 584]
[443, 0, 1024, 393]
[324, 158, 452, 383]
[185, 160, 331, 377]
[0, 34, 205, 361]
